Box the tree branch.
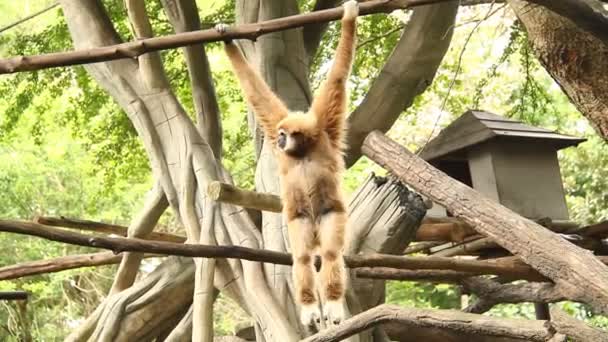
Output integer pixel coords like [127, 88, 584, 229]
[207, 181, 282, 213]
[110, 185, 168, 294]
[0, 219, 569, 279]
[301, 304, 559, 342]
[525, 0, 608, 47]
[362, 131, 608, 314]
[303, 0, 342, 58]
[461, 277, 567, 313]
[0, 0, 460, 74]
[0, 251, 158, 281]
[161, 0, 223, 158]
[345, 1, 458, 167]
[35, 216, 186, 243]
[550, 307, 608, 342]
[125, 0, 170, 89]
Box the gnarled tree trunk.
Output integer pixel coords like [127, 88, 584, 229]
[58, 0, 456, 340]
[508, 0, 608, 139]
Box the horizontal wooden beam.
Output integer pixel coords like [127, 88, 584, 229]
[207, 181, 282, 213]
[0, 0, 455, 74]
[0, 219, 563, 279]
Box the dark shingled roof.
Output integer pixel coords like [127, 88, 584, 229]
[418, 110, 586, 161]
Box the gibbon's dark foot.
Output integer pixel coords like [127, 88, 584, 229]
[300, 302, 322, 330]
[214, 23, 232, 43]
[323, 299, 345, 326]
[306, 319, 320, 335]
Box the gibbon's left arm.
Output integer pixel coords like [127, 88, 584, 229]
[310, 0, 358, 150]
[224, 41, 289, 143]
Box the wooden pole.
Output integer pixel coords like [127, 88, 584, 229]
[0, 0, 455, 74]
[207, 181, 282, 213]
[362, 130, 608, 314]
[0, 219, 556, 279]
[35, 216, 186, 243]
[302, 304, 559, 342]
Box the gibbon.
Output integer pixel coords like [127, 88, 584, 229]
[219, 0, 359, 327]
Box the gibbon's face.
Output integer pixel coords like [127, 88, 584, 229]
[277, 128, 312, 158]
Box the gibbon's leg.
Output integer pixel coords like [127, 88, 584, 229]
[216, 27, 288, 143]
[309, 0, 358, 149]
[318, 210, 347, 325]
[288, 217, 321, 327]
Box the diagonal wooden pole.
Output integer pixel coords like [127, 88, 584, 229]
[362, 130, 608, 314]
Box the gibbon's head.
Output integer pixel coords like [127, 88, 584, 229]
[276, 112, 319, 158]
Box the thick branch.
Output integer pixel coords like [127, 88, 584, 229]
[35, 216, 186, 243]
[125, 0, 169, 89]
[0, 251, 158, 281]
[362, 131, 608, 314]
[433, 237, 496, 257]
[0, 0, 458, 74]
[461, 278, 567, 314]
[576, 220, 608, 238]
[0, 291, 29, 301]
[508, 0, 608, 139]
[525, 0, 608, 46]
[302, 304, 559, 342]
[0, 220, 561, 279]
[345, 1, 458, 167]
[550, 307, 608, 342]
[207, 181, 282, 213]
[416, 217, 477, 242]
[161, 0, 223, 157]
[303, 0, 342, 58]
[111, 184, 168, 294]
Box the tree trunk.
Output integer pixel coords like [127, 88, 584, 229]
[508, 0, 608, 139]
[56, 0, 454, 340]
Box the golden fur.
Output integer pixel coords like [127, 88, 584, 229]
[223, 0, 358, 327]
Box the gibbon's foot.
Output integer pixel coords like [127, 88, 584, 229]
[323, 299, 346, 326]
[343, 0, 359, 21]
[300, 303, 322, 329]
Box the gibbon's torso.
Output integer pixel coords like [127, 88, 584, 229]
[278, 133, 346, 223]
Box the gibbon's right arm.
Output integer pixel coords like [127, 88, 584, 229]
[224, 42, 288, 143]
[309, 0, 358, 150]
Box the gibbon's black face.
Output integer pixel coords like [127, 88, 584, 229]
[277, 129, 311, 158]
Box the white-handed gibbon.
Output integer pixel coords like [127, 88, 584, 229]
[219, 0, 358, 327]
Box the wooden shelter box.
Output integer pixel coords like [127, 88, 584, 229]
[418, 110, 585, 220]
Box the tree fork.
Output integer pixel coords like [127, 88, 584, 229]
[362, 130, 608, 314]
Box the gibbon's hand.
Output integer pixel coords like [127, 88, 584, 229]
[342, 0, 359, 21]
[214, 23, 232, 44]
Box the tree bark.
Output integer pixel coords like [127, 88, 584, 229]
[0, 251, 152, 281]
[302, 304, 560, 342]
[363, 131, 608, 314]
[508, 0, 608, 139]
[345, 1, 458, 167]
[550, 307, 608, 342]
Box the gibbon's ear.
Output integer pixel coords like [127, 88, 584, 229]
[310, 0, 358, 150]
[223, 41, 289, 143]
